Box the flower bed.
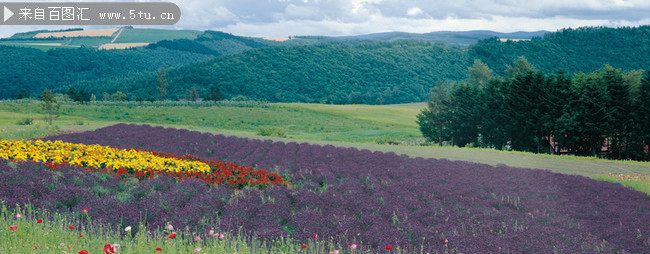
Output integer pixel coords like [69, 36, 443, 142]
[0, 140, 284, 189]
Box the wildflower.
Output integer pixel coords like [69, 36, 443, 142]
[82, 209, 89, 214]
[166, 224, 174, 231]
[37, 219, 43, 223]
[60, 243, 65, 247]
[385, 245, 393, 250]
[208, 229, 214, 236]
[169, 232, 177, 239]
[103, 244, 116, 254]
[125, 226, 132, 232]
[195, 236, 201, 241]
[9, 225, 17, 231]
[68, 225, 75, 229]
[443, 238, 448, 243]
[301, 244, 307, 249]
[156, 247, 163, 251]
[14, 213, 21, 218]
[312, 234, 317, 239]
[194, 247, 202, 252]
[33, 245, 37, 250]
[350, 244, 357, 250]
[329, 250, 339, 254]
[79, 251, 89, 254]
[79, 234, 84, 237]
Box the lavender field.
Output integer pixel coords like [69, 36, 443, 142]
[3, 123, 649, 252]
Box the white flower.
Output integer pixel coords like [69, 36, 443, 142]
[166, 224, 174, 231]
[124, 226, 132, 232]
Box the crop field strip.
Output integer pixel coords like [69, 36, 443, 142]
[0, 123, 644, 252]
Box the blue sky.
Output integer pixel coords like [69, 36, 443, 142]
[1, 0, 649, 38]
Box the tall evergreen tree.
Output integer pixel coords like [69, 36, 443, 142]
[447, 82, 481, 147]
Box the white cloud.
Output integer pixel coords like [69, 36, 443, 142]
[406, 7, 423, 16]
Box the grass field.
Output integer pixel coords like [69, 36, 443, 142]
[68, 37, 113, 46]
[113, 28, 201, 43]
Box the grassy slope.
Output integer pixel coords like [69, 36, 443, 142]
[2, 102, 649, 179]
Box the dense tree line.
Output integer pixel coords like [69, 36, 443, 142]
[418, 58, 650, 160]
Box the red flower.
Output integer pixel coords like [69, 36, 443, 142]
[79, 234, 84, 237]
[79, 251, 89, 254]
[9, 225, 17, 231]
[37, 219, 43, 223]
[169, 232, 177, 239]
[33, 245, 37, 250]
[68, 225, 75, 229]
[82, 209, 89, 214]
[103, 244, 116, 254]
[385, 245, 393, 250]
[312, 234, 317, 239]
[301, 244, 307, 249]
[156, 247, 163, 251]
[442, 238, 448, 243]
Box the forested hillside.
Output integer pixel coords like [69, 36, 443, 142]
[86, 40, 471, 104]
[2, 26, 650, 103]
[0, 31, 276, 99]
[470, 26, 650, 75]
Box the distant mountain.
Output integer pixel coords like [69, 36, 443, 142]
[338, 30, 549, 47]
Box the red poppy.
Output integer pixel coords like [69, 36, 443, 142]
[312, 234, 317, 239]
[156, 247, 163, 251]
[9, 225, 17, 231]
[68, 225, 75, 229]
[79, 234, 84, 237]
[37, 219, 43, 223]
[103, 244, 116, 254]
[32, 245, 37, 250]
[301, 244, 307, 249]
[79, 251, 89, 254]
[82, 209, 89, 214]
[442, 238, 448, 243]
[169, 232, 177, 239]
[385, 245, 393, 250]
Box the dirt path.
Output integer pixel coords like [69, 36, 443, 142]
[110, 28, 124, 43]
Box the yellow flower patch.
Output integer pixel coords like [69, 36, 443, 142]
[0, 140, 210, 174]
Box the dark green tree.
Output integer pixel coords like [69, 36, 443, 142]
[14, 89, 29, 99]
[206, 85, 223, 101]
[447, 82, 481, 147]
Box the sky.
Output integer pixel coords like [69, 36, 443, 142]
[1, 0, 649, 38]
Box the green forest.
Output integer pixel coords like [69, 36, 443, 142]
[2, 26, 650, 104]
[418, 58, 650, 161]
